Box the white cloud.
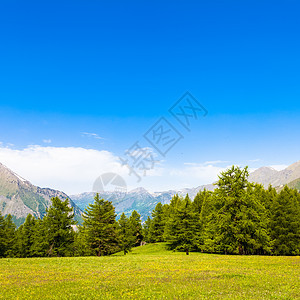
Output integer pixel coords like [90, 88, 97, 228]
[203, 160, 230, 165]
[169, 164, 227, 184]
[81, 132, 104, 140]
[248, 159, 261, 162]
[0, 145, 126, 195]
[0, 144, 267, 195]
[0, 144, 231, 195]
[270, 164, 288, 171]
[184, 160, 230, 167]
[43, 139, 52, 144]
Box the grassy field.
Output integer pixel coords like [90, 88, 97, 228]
[0, 243, 299, 299]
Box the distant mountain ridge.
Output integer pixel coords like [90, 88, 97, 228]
[71, 161, 300, 221]
[71, 184, 215, 221]
[0, 163, 82, 226]
[248, 161, 300, 188]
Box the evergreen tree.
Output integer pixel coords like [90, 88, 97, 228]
[270, 186, 300, 255]
[118, 213, 135, 254]
[43, 197, 76, 257]
[148, 202, 166, 242]
[15, 214, 36, 257]
[194, 190, 214, 250]
[216, 165, 249, 197]
[202, 167, 271, 254]
[167, 194, 182, 215]
[83, 193, 118, 256]
[73, 226, 92, 257]
[164, 194, 198, 255]
[1, 214, 16, 257]
[193, 189, 211, 214]
[129, 210, 143, 247]
[261, 185, 276, 212]
[0, 212, 7, 257]
[143, 216, 152, 243]
[30, 218, 49, 257]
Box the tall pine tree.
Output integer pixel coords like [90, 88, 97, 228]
[117, 213, 135, 255]
[202, 166, 271, 254]
[148, 203, 166, 242]
[82, 194, 118, 256]
[15, 214, 37, 257]
[270, 186, 300, 255]
[43, 197, 76, 257]
[129, 210, 143, 247]
[164, 195, 198, 255]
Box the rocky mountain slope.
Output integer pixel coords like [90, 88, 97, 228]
[248, 161, 300, 188]
[0, 163, 82, 226]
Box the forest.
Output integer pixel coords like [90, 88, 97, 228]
[0, 166, 299, 257]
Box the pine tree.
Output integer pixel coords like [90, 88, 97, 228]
[73, 226, 92, 257]
[270, 186, 300, 255]
[30, 218, 49, 257]
[0, 212, 6, 257]
[15, 214, 37, 257]
[118, 213, 135, 255]
[148, 202, 166, 242]
[143, 216, 152, 243]
[202, 167, 271, 254]
[129, 210, 143, 247]
[193, 189, 213, 251]
[164, 194, 198, 255]
[83, 193, 118, 256]
[43, 197, 76, 257]
[0, 214, 16, 257]
[193, 189, 211, 214]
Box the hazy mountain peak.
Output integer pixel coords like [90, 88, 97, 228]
[0, 163, 28, 183]
[249, 161, 300, 188]
[129, 187, 149, 194]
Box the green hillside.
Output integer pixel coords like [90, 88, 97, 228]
[0, 243, 299, 299]
[287, 177, 300, 191]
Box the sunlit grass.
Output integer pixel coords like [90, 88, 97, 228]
[0, 243, 299, 299]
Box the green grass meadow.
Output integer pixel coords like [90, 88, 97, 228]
[0, 243, 299, 299]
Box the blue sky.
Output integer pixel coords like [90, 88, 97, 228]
[0, 1, 299, 194]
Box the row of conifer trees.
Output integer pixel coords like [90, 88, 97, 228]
[144, 166, 300, 255]
[0, 166, 299, 257]
[0, 195, 143, 258]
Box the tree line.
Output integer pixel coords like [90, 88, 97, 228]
[0, 166, 299, 257]
[0, 195, 143, 258]
[144, 166, 300, 255]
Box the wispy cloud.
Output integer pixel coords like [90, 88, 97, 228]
[184, 160, 230, 167]
[203, 160, 230, 165]
[81, 132, 104, 140]
[248, 159, 261, 162]
[43, 139, 52, 144]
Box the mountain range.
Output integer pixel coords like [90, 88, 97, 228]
[0, 161, 299, 225]
[71, 161, 300, 221]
